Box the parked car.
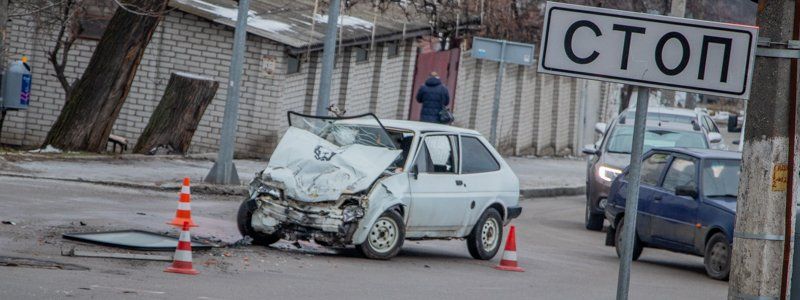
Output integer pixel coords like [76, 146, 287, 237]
[237, 112, 522, 260]
[582, 116, 712, 231]
[604, 148, 740, 280]
[620, 106, 726, 150]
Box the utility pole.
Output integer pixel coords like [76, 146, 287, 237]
[204, 0, 249, 185]
[661, 0, 685, 107]
[728, 0, 800, 299]
[315, 0, 342, 116]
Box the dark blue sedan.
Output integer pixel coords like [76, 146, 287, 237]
[604, 148, 740, 280]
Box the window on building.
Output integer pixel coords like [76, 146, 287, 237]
[287, 54, 301, 75]
[387, 42, 399, 58]
[355, 46, 369, 62]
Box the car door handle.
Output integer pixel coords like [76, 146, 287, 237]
[654, 195, 663, 201]
[456, 180, 464, 186]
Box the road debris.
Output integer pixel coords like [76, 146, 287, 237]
[63, 230, 213, 251]
[0, 256, 90, 271]
[1, 220, 16, 225]
[61, 248, 173, 262]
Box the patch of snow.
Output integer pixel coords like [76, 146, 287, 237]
[180, 0, 293, 33]
[173, 71, 214, 81]
[29, 145, 62, 154]
[313, 14, 373, 29]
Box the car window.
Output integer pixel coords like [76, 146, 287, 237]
[461, 136, 500, 174]
[606, 126, 708, 154]
[703, 159, 741, 198]
[662, 157, 697, 193]
[415, 135, 456, 173]
[641, 153, 669, 186]
[704, 116, 720, 133]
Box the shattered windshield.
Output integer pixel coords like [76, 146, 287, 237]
[288, 112, 398, 149]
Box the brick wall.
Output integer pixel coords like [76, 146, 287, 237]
[3, 10, 418, 158]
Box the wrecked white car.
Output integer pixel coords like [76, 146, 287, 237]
[237, 112, 521, 260]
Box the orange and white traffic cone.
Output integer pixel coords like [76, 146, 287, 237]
[168, 177, 197, 228]
[165, 222, 199, 275]
[495, 225, 524, 272]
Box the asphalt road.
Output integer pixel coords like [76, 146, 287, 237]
[0, 176, 727, 299]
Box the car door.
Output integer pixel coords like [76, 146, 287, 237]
[633, 152, 670, 244]
[650, 155, 700, 249]
[406, 134, 468, 236]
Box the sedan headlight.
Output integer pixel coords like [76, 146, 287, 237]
[598, 165, 623, 182]
[342, 206, 365, 223]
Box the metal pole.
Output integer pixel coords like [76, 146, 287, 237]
[738, 102, 746, 152]
[489, 41, 506, 146]
[615, 86, 649, 300]
[316, 0, 342, 116]
[204, 0, 249, 185]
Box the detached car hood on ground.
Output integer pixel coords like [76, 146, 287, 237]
[262, 126, 401, 202]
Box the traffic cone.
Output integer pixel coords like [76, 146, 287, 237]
[165, 222, 199, 275]
[495, 225, 524, 272]
[168, 177, 197, 228]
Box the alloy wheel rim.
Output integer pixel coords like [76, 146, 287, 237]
[368, 217, 399, 254]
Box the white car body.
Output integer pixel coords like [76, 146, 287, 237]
[244, 114, 521, 258]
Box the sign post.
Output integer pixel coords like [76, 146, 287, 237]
[537, 2, 757, 299]
[471, 37, 535, 146]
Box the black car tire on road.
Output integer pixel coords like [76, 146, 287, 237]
[704, 233, 731, 280]
[467, 208, 504, 260]
[357, 210, 405, 260]
[585, 201, 604, 231]
[615, 217, 643, 261]
[237, 198, 282, 246]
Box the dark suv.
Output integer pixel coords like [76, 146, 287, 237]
[582, 118, 711, 231]
[604, 148, 740, 280]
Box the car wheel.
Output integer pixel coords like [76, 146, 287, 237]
[357, 210, 405, 260]
[236, 198, 281, 246]
[467, 208, 503, 260]
[704, 233, 731, 280]
[585, 200, 604, 231]
[614, 217, 643, 261]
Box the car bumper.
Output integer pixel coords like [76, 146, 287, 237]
[587, 176, 612, 214]
[507, 206, 522, 220]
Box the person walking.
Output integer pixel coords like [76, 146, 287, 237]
[416, 72, 451, 124]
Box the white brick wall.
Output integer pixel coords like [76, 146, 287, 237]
[3, 10, 418, 158]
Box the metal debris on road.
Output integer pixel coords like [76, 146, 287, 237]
[61, 248, 173, 262]
[1, 220, 16, 225]
[63, 230, 212, 251]
[0, 256, 90, 271]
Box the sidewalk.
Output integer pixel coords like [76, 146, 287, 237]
[0, 153, 586, 198]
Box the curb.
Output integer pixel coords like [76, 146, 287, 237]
[0, 172, 249, 197]
[520, 186, 585, 198]
[0, 172, 582, 199]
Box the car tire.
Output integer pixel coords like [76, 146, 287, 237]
[703, 233, 731, 280]
[357, 210, 405, 260]
[236, 198, 281, 246]
[467, 208, 504, 260]
[585, 201, 604, 231]
[614, 217, 643, 261]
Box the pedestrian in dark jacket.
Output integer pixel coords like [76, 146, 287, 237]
[416, 72, 450, 123]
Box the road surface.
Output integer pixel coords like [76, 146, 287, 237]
[0, 176, 726, 299]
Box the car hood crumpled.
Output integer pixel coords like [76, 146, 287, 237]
[261, 126, 402, 203]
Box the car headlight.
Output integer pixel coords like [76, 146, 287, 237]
[598, 165, 623, 182]
[342, 206, 365, 223]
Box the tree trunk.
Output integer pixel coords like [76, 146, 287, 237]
[43, 0, 168, 152]
[619, 84, 635, 114]
[133, 73, 219, 155]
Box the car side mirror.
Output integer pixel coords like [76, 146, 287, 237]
[708, 132, 723, 143]
[410, 165, 419, 180]
[594, 122, 607, 134]
[582, 144, 598, 155]
[675, 185, 698, 199]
